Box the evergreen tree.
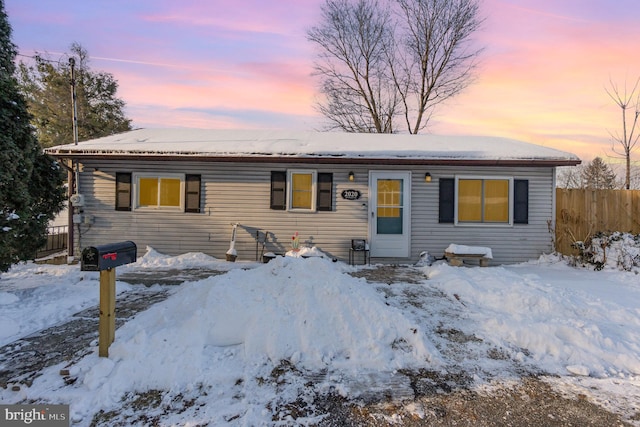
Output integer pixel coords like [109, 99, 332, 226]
[0, 0, 65, 272]
[581, 157, 618, 189]
[17, 42, 131, 148]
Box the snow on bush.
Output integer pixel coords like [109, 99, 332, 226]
[571, 232, 640, 271]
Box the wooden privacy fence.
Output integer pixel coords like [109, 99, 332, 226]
[555, 189, 640, 255]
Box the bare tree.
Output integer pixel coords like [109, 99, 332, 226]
[308, 0, 483, 134]
[611, 162, 640, 190]
[556, 165, 584, 189]
[394, 0, 482, 133]
[606, 78, 640, 189]
[308, 0, 397, 133]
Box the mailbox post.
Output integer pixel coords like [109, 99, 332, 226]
[81, 241, 137, 357]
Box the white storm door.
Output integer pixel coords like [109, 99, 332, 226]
[369, 172, 411, 258]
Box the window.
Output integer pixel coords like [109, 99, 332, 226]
[513, 179, 529, 224]
[457, 178, 509, 223]
[137, 175, 182, 209]
[438, 177, 528, 225]
[270, 170, 333, 212]
[270, 171, 287, 210]
[115, 172, 132, 211]
[290, 170, 315, 210]
[117, 173, 201, 212]
[376, 179, 403, 234]
[438, 177, 455, 223]
[316, 173, 333, 211]
[184, 174, 202, 213]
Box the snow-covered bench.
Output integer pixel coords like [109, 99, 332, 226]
[444, 244, 492, 267]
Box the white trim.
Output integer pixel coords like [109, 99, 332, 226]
[133, 173, 185, 211]
[454, 175, 513, 226]
[287, 169, 317, 212]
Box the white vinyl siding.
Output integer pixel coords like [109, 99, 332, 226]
[75, 161, 555, 264]
[77, 161, 367, 261]
[412, 166, 555, 264]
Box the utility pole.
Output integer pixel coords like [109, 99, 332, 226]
[70, 58, 79, 146]
[67, 57, 79, 261]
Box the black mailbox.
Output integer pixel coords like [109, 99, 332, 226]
[81, 241, 137, 271]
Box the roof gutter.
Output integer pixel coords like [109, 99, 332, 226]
[45, 152, 582, 167]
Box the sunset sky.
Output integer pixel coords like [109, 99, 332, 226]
[6, 0, 640, 162]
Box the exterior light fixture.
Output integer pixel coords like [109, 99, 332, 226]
[425, 172, 432, 183]
[348, 171, 355, 181]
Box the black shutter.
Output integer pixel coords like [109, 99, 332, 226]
[439, 178, 455, 223]
[514, 179, 529, 224]
[115, 172, 132, 211]
[270, 171, 286, 210]
[185, 174, 201, 213]
[317, 173, 333, 211]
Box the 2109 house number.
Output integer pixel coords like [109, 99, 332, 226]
[341, 189, 361, 200]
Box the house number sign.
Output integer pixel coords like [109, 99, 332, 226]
[341, 189, 361, 200]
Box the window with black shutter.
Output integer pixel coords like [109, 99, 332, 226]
[438, 178, 455, 223]
[513, 179, 529, 224]
[270, 171, 287, 210]
[115, 172, 132, 211]
[317, 173, 333, 211]
[185, 174, 201, 213]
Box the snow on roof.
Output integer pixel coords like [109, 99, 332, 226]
[45, 128, 581, 164]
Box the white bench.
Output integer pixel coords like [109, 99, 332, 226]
[444, 244, 492, 267]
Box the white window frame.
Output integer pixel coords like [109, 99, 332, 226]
[133, 173, 185, 211]
[454, 175, 514, 226]
[287, 169, 317, 212]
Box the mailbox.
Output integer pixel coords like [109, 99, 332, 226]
[81, 241, 137, 271]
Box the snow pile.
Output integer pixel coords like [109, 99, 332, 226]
[445, 243, 493, 258]
[425, 262, 640, 378]
[284, 246, 328, 258]
[91, 256, 435, 382]
[572, 232, 640, 271]
[125, 246, 225, 270]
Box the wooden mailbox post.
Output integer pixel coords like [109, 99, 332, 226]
[81, 241, 137, 357]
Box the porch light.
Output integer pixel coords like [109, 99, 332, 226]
[425, 172, 432, 183]
[348, 171, 355, 181]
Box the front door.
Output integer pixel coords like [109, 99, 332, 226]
[369, 171, 411, 258]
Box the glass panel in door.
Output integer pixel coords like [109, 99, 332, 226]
[376, 179, 403, 234]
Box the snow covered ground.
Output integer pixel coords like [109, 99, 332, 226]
[1, 247, 639, 425]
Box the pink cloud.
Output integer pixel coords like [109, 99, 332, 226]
[110, 57, 317, 128]
[430, 0, 640, 160]
[140, 0, 323, 38]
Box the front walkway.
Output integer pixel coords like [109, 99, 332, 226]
[349, 264, 428, 284]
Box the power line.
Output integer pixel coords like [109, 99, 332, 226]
[16, 52, 67, 65]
